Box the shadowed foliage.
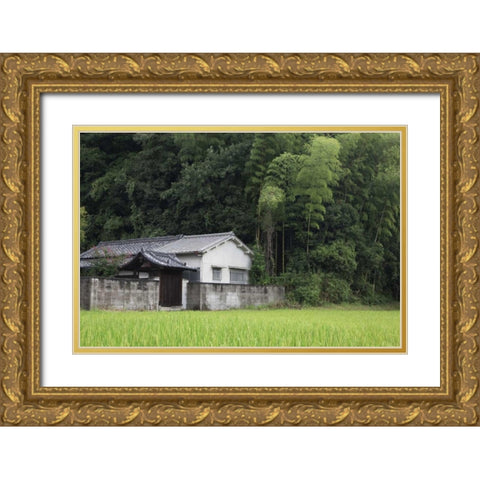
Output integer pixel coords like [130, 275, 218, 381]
[81, 132, 401, 304]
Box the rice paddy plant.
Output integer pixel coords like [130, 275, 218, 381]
[80, 308, 401, 348]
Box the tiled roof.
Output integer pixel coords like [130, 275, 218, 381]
[121, 250, 197, 271]
[81, 235, 182, 259]
[155, 232, 238, 254]
[81, 232, 252, 260]
[80, 258, 97, 268]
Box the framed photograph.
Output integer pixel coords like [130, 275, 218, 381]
[0, 53, 478, 425]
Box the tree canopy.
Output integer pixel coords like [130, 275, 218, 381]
[80, 131, 401, 304]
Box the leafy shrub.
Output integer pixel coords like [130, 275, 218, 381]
[249, 244, 270, 285]
[311, 240, 357, 280]
[320, 273, 353, 303]
[84, 248, 127, 278]
[279, 272, 352, 306]
[352, 278, 391, 305]
[290, 277, 323, 306]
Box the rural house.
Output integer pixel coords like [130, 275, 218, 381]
[80, 232, 283, 311]
[81, 231, 253, 283]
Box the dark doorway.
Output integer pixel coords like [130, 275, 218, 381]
[159, 270, 183, 307]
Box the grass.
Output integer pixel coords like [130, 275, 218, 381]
[80, 307, 401, 348]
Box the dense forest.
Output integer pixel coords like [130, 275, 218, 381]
[80, 131, 400, 305]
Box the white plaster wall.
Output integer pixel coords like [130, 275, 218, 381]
[181, 278, 189, 309]
[201, 240, 252, 283]
[176, 254, 202, 269]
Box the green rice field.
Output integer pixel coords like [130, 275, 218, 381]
[80, 307, 401, 348]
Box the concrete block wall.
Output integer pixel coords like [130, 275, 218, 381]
[186, 282, 201, 310]
[81, 277, 159, 311]
[187, 283, 285, 310]
[81, 277, 285, 311]
[80, 277, 92, 310]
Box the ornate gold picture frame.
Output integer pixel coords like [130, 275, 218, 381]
[0, 53, 478, 426]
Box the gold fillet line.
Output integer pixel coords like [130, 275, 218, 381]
[29, 388, 450, 398]
[32, 83, 449, 94]
[31, 84, 41, 395]
[443, 84, 449, 395]
[74, 125, 406, 132]
[73, 128, 80, 353]
[72, 125, 407, 354]
[73, 348, 406, 354]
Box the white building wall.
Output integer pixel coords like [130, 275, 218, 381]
[176, 254, 202, 269]
[176, 253, 202, 281]
[181, 278, 189, 309]
[200, 240, 252, 284]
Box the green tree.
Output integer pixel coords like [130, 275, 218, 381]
[79, 206, 89, 252]
[249, 244, 269, 285]
[79, 131, 401, 304]
[163, 134, 256, 243]
[332, 132, 401, 301]
[258, 184, 286, 276]
[261, 152, 305, 274]
[294, 136, 341, 259]
[80, 133, 141, 247]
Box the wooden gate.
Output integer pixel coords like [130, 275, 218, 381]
[159, 270, 182, 307]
